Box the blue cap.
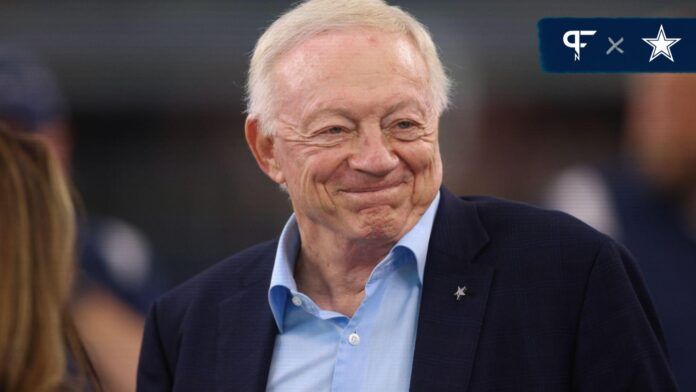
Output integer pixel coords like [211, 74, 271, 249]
[0, 47, 68, 132]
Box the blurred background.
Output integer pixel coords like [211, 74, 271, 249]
[1, 0, 673, 283]
[1, 1, 694, 390]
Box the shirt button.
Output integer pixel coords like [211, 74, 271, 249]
[291, 296, 302, 306]
[348, 332, 360, 346]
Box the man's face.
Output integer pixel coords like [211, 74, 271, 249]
[261, 28, 442, 242]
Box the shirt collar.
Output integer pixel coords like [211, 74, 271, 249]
[268, 191, 441, 332]
[398, 191, 440, 284]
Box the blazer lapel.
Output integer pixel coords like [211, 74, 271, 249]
[410, 189, 494, 392]
[216, 247, 278, 392]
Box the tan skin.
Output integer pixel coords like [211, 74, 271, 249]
[246, 29, 443, 316]
[626, 74, 696, 193]
[625, 74, 696, 230]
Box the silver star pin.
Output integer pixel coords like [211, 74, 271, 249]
[454, 286, 468, 300]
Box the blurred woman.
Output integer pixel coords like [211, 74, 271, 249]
[0, 125, 100, 391]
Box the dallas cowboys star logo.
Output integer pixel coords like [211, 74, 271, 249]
[454, 286, 468, 300]
[642, 24, 681, 62]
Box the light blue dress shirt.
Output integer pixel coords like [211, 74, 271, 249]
[266, 192, 440, 392]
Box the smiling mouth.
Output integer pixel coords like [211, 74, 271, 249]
[339, 181, 405, 194]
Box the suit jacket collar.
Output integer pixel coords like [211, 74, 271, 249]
[410, 188, 494, 392]
[216, 243, 278, 391]
[213, 187, 492, 391]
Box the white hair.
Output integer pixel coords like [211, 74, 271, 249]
[246, 0, 451, 135]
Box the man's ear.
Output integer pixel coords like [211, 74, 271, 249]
[245, 116, 285, 185]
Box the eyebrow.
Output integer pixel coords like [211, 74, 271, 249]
[384, 99, 428, 119]
[303, 97, 428, 128]
[304, 107, 355, 125]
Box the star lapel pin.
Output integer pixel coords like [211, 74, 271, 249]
[642, 24, 681, 63]
[454, 286, 468, 300]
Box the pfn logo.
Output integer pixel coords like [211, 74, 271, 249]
[563, 30, 597, 61]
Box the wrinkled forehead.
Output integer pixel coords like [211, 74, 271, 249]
[270, 28, 431, 112]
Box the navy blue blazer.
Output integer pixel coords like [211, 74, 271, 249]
[137, 189, 677, 391]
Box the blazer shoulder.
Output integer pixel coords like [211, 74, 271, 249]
[461, 195, 609, 250]
[154, 239, 278, 317]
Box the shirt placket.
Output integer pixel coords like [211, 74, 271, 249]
[330, 256, 395, 392]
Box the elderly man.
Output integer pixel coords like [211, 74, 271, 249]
[137, 0, 676, 390]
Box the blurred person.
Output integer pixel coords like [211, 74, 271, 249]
[138, 0, 676, 390]
[0, 126, 100, 391]
[546, 73, 696, 390]
[0, 46, 164, 391]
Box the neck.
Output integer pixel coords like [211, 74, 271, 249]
[294, 226, 395, 316]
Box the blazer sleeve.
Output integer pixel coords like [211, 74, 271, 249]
[137, 301, 174, 392]
[571, 240, 678, 391]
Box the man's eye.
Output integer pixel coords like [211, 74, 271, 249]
[327, 126, 344, 134]
[396, 120, 415, 129]
[388, 120, 424, 141]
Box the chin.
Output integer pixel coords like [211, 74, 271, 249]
[355, 205, 404, 241]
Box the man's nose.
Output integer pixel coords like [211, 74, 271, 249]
[347, 126, 399, 176]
